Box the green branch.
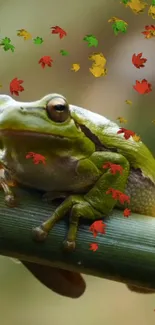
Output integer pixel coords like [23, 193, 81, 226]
[0, 187, 155, 290]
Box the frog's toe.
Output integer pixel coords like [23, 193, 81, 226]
[63, 240, 76, 251]
[5, 194, 17, 207]
[32, 226, 48, 242]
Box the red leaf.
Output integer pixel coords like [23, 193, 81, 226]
[117, 128, 135, 140]
[10, 78, 24, 96]
[51, 26, 67, 39]
[119, 193, 130, 205]
[103, 162, 123, 175]
[89, 220, 106, 237]
[38, 56, 53, 68]
[26, 152, 46, 165]
[132, 53, 147, 69]
[89, 243, 98, 252]
[106, 188, 130, 205]
[123, 208, 131, 217]
[142, 25, 155, 38]
[133, 79, 152, 94]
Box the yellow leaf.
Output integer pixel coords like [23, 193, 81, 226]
[89, 65, 107, 77]
[17, 29, 32, 40]
[148, 5, 155, 19]
[117, 117, 128, 124]
[126, 0, 148, 14]
[125, 100, 132, 105]
[108, 17, 124, 23]
[71, 63, 80, 72]
[89, 53, 106, 67]
[132, 134, 141, 142]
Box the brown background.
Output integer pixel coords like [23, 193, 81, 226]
[0, 0, 155, 324]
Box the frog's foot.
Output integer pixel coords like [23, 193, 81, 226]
[42, 191, 69, 203]
[63, 240, 76, 251]
[5, 194, 17, 207]
[32, 226, 48, 242]
[0, 176, 17, 207]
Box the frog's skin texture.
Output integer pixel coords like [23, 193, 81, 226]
[0, 94, 155, 252]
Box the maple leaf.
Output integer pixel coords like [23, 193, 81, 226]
[112, 20, 128, 35]
[148, 5, 155, 19]
[89, 53, 106, 66]
[106, 188, 130, 205]
[71, 63, 80, 72]
[132, 53, 147, 69]
[133, 79, 152, 94]
[117, 128, 135, 140]
[123, 208, 131, 217]
[89, 243, 99, 252]
[132, 134, 141, 142]
[60, 49, 69, 56]
[0, 37, 15, 52]
[142, 25, 155, 39]
[26, 152, 46, 165]
[108, 17, 123, 23]
[117, 116, 127, 124]
[33, 37, 44, 44]
[126, 0, 148, 14]
[103, 162, 124, 175]
[89, 220, 106, 238]
[119, 193, 130, 205]
[17, 29, 32, 40]
[83, 35, 98, 47]
[38, 56, 53, 68]
[10, 78, 24, 96]
[125, 99, 132, 105]
[51, 26, 67, 39]
[89, 66, 107, 77]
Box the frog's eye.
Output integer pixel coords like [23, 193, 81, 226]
[46, 97, 70, 123]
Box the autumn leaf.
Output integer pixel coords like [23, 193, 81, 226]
[125, 100, 132, 105]
[89, 220, 106, 238]
[117, 128, 135, 140]
[132, 134, 141, 142]
[110, 19, 128, 35]
[33, 37, 44, 44]
[133, 79, 152, 94]
[117, 116, 128, 124]
[125, 0, 148, 14]
[89, 65, 107, 77]
[103, 162, 124, 175]
[83, 35, 98, 47]
[142, 25, 155, 39]
[132, 53, 147, 69]
[106, 188, 130, 205]
[108, 17, 124, 23]
[17, 29, 32, 40]
[123, 208, 131, 217]
[51, 26, 67, 39]
[38, 56, 53, 68]
[71, 63, 80, 72]
[60, 49, 69, 56]
[89, 243, 99, 252]
[0, 37, 15, 52]
[26, 152, 46, 165]
[10, 78, 24, 96]
[89, 53, 107, 66]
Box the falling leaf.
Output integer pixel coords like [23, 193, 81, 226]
[71, 63, 80, 72]
[108, 18, 128, 35]
[132, 53, 147, 69]
[117, 127, 135, 140]
[142, 25, 155, 38]
[89, 220, 106, 238]
[132, 134, 141, 142]
[125, 0, 148, 14]
[51, 26, 67, 39]
[89, 53, 107, 66]
[89, 66, 107, 77]
[148, 5, 155, 18]
[83, 35, 98, 47]
[103, 162, 124, 175]
[133, 79, 152, 94]
[10, 78, 24, 96]
[17, 29, 32, 40]
[117, 116, 128, 124]
[89, 243, 99, 252]
[108, 17, 124, 23]
[125, 100, 132, 105]
[26, 152, 46, 165]
[123, 208, 131, 217]
[38, 56, 53, 68]
[60, 49, 69, 56]
[33, 37, 44, 44]
[0, 37, 15, 52]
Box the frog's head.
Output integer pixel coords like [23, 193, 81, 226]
[0, 94, 82, 139]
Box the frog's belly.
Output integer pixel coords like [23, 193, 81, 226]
[7, 156, 98, 193]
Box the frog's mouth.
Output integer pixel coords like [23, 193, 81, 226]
[0, 129, 68, 139]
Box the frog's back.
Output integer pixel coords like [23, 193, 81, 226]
[71, 105, 155, 183]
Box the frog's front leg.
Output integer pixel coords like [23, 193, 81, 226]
[33, 152, 130, 250]
[0, 167, 17, 207]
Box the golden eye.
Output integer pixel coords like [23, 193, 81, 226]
[46, 97, 70, 122]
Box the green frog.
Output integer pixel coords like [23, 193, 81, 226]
[0, 93, 155, 252]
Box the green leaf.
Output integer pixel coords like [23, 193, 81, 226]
[83, 35, 98, 47]
[33, 37, 44, 44]
[152, 0, 155, 6]
[60, 49, 69, 56]
[112, 21, 127, 35]
[0, 37, 15, 52]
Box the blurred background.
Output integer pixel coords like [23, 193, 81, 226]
[0, 0, 155, 324]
